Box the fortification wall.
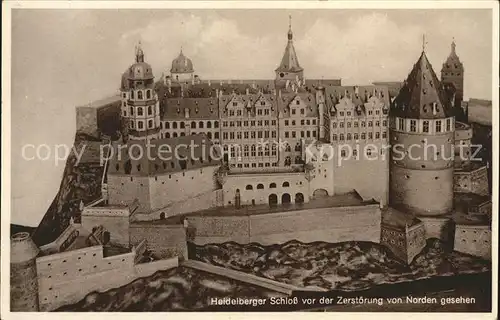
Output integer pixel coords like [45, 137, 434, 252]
[130, 224, 188, 259]
[454, 166, 489, 196]
[134, 257, 179, 278]
[107, 175, 152, 212]
[187, 204, 381, 245]
[419, 216, 454, 242]
[81, 215, 130, 247]
[76, 107, 99, 137]
[454, 225, 491, 260]
[133, 189, 224, 221]
[36, 246, 135, 311]
[333, 146, 389, 204]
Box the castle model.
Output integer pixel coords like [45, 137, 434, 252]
[11, 20, 491, 312]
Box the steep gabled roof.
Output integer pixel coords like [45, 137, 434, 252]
[392, 51, 453, 119]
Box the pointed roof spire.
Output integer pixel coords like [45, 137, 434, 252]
[276, 15, 303, 73]
[393, 47, 453, 119]
[422, 34, 426, 52]
[135, 40, 144, 63]
[443, 37, 462, 68]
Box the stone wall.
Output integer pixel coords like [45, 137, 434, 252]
[81, 215, 131, 247]
[187, 204, 381, 245]
[454, 225, 491, 260]
[76, 107, 99, 138]
[133, 189, 224, 221]
[419, 216, 454, 242]
[453, 166, 489, 196]
[36, 245, 136, 311]
[130, 224, 188, 259]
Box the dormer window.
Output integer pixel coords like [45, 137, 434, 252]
[232, 102, 237, 106]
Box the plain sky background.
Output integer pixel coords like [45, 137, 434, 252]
[11, 9, 493, 226]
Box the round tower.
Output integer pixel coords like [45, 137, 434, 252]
[390, 48, 455, 216]
[120, 42, 160, 141]
[10, 232, 40, 311]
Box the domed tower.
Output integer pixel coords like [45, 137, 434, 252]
[275, 16, 304, 87]
[10, 232, 40, 311]
[170, 48, 195, 83]
[441, 39, 466, 121]
[390, 46, 455, 216]
[120, 42, 160, 141]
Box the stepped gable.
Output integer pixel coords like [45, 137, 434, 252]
[161, 97, 219, 120]
[392, 51, 453, 119]
[108, 134, 220, 177]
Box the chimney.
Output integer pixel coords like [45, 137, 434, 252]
[245, 88, 249, 95]
[433, 102, 437, 115]
[208, 79, 211, 87]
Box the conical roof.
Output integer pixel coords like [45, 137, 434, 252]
[275, 21, 303, 73]
[392, 51, 453, 119]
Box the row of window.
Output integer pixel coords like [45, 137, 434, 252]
[333, 120, 387, 128]
[223, 120, 277, 127]
[128, 89, 153, 100]
[335, 109, 385, 117]
[245, 181, 291, 190]
[223, 131, 277, 140]
[332, 131, 387, 141]
[225, 144, 278, 158]
[396, 118, 452, 133]
[130, 119, 156, 130]
[123, 105, 156, 117]
[160, 132, 220, 140]
[226, 108, 272, 116]
[284, 130, 317, 139]
[284, 119, 317, 126]
[161, 120, 219, 130]
[231, 162, 278, 168]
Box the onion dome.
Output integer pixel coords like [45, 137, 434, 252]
[392, 49, 453, 119]
[170, 48, 194, 74]
[127, 42, 154, 81]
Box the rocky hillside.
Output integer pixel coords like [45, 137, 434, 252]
[193, 239, 491, 291]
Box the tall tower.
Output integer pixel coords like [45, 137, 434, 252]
[275, 16, 304, 87]
[390, 43, 455, 216]
[120, 42, 160, 141]
[10, 232, 40, 311]
[441, 40, 465, 121]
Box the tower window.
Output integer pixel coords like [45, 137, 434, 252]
[436, 120, 442, 132]
[130, 107, 134, 116]
[423, 121, 429, 133]
[148, 106, 152, 115]
[410, 120, 416, 132]
[138, 91, 143, 100]
[138, 107, 144, 116]
[146, 90, 151, 99]
[148, 120, 153, 128]
[138, 121, 144, 129]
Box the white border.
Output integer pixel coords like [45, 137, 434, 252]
[1, 1, 498, 320]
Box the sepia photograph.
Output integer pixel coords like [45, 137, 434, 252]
[1, 1, 498, 317]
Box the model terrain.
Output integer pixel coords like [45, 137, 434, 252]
[10, 20, 492, 312]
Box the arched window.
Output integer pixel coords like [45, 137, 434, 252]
[191, 121, 196, 128]
[130, 106, 134, 116]
[173, 132, 178, 137]
[148, 106, 152, 115]
[207, 121, 212, 128]
[173, 122, 178, 129]
[166, 132, 170, 138]
[146, 90, 151, 99]
[269, 183, 276, 188]
[244, 145, 250, 157]
[214, 121, 219, 128]
[138, 91, 143, 100]
[199, 121, 204, 128]
[180, 122, 185, 129]
[251, 145, 256, 157]
[138, 107, 144, 116]
[207, 132, 212, 139]
[282, 181, 290, 187]
[130, 91, 134, 99]
[257, 184, 264, 189]
[246, 185, 253, 190]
